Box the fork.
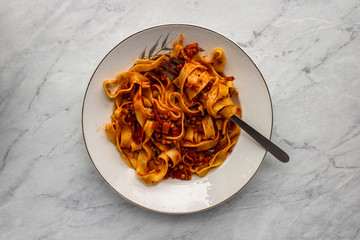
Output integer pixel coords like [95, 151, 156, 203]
[158, 58, 289, 163]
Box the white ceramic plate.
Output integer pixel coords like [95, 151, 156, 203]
[82, 24, 273, 214]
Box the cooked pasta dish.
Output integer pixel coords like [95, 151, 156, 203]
[103, 34, 241, 184]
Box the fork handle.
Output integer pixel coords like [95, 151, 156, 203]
[230, 115, 289, 163]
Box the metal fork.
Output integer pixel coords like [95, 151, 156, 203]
[159, 58, 182, 80]
[159, 58, 289, 163]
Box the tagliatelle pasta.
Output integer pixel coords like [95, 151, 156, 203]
[104, 34, 241, 184]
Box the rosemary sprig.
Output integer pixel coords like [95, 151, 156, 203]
[138, 32, 173, 60]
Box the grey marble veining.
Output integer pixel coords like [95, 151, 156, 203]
[1, 0, 360, 239]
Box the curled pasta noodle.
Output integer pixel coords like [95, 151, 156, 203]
[104, 34, 241, 184]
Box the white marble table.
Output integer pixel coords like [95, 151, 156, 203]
[1, 0, 360, 239]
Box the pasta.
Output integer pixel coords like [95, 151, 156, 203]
[104, 34, 241, 184]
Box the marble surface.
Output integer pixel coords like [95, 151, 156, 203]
[1, 0, 360, 239]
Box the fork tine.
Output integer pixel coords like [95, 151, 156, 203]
[160, 62, 178, 76]
[171, 57, 184, 65]
[161, 59, 177, 68]
[159, 67, 177, 80]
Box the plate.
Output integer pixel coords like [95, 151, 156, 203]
[82, 24, 273, 214]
